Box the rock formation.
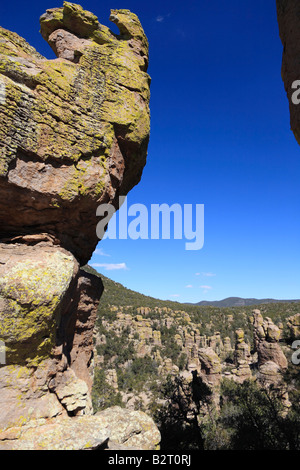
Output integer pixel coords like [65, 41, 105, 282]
[251, 310, 288, 369]
[0, 406, 160, 450]
[251, 309, 288, 385]
[233, 328, 251, 365]
[0, 2, 158, 450]
[276, 0, 300, 144]
[198, 347, 222, 387]
[286, 313, 300, 341]
[0, 2, 150, 264]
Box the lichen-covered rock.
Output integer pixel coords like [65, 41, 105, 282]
[0, 238, 104, 433]
[0, 361, 65, 432]
[276, 0, 300, 144]
[222, 336, 233, 358]
[96, 406, 161, 450]
[0, 415, 111, 450]
[251, 310, 288, 372]
[0, 240, 78, 366]
[0, 3, 155, 450]
[0, 1, 150, 265]
[49, 368, 90, 414]
[232, 360, 252, 384]
[258, 360, 283, 386]
[0, 406, 160, 450]
[233, 328, 251, 365]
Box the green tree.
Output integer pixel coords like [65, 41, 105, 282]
[92, 368, 123, 412]
[214, 379, 300, 450]
[154, 373, 212, 450]
[118, 355, 158, 393]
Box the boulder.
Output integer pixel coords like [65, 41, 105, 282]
[258, 360, 283, 386]
[0, 241, 78, 366]
[0, 406, 160, 450]
[0, 2, 150, 265]
[96, 406, 161, 450]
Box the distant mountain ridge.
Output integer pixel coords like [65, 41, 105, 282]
[84, 266, 299, 310]
[194, 297, 300, 307]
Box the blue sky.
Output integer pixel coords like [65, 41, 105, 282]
[2, 0, 299, 302]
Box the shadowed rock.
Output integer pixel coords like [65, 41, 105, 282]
[276, 0, 300, 144]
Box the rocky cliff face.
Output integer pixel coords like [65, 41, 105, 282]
[0, 3, 159, 450]
[276, 0, 300, 144]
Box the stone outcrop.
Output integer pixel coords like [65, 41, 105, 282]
[0, 406, 160, 450]
[198, 347, 222, 387]
[98, 406, 161, 450]
[0, 414, 110, 450]
[222, 336, 233, 358]
[0, 240, 102, 420]
[227, 328, 252, 383]
[0, 1, 150, 264]
[251, 310, 288, 370]
[0, 2, 155, 450]
[106, 369, 119, 391]
[251, 310, 288, 386]
[286, 313, 300, 341]
[276, 0, 300, 144]
[233, 328, 251, 365]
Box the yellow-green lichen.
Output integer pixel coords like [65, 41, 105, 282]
[57, 153, 107, 200]
[0, 251, 75, 366]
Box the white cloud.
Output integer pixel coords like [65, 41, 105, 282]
[199, 285, 212, 294]
[156, 12, 171, 22]
[185, 285, 193, 288]
[170, 294, 180, 298]
[91, 263, 128, 271]
[94, 248, 111, 257]
[195, 272, 216, 277]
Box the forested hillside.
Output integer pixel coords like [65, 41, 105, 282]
[84, 265, 300, 449]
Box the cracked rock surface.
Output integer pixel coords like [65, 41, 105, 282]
[0, 1, 150, 264]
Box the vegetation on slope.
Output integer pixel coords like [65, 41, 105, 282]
[84, 265, 300, 450]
